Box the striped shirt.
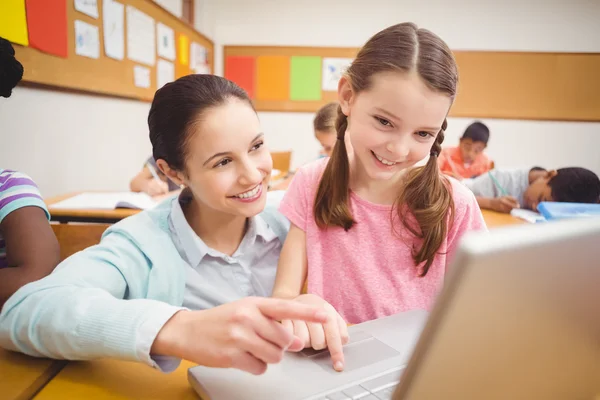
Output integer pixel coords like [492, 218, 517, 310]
[0, 169, 50, 268]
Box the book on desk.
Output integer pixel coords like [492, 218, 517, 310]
[48, 192, 157, 211]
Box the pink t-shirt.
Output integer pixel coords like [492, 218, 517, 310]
[279, 158, 487, 324]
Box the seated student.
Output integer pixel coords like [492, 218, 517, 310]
[464, 167, 600, 213]
[438, 121, 493, 179]
[0, 75, 331, 375]
[130, 156, 181, 196]
[0, 37, 60, 308]
[313, 102, 338, 158]
[270, 102, 345, 191]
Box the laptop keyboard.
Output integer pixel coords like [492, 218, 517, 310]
[312, 367, 404, 400]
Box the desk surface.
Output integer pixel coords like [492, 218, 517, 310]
[45, 193, 140, 224]
[0, 349, 66, 400]
[481, 209, 524, 228]
[34, 359, 198, 400]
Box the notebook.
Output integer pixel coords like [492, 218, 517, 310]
[510, 208, 546, 223]
[538, 202, 600, 220]
[49, 192, 157, 210]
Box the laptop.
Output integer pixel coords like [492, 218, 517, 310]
[188, 217, 600, 400]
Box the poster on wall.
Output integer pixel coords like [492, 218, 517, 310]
[74, 19, 100, 59]
[74, 0, 99, 19]
[156, 22, 176, 61]
[322, 57, 353, 92]
[126, 5, 155, 66]
[103, 0, 125, 60]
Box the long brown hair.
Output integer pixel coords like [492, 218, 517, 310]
[313, 23, 458, 276]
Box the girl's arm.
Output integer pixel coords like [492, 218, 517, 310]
[271, 223, 347, 372]
[271, 223, 308, 299]
[0, 206, 60, 307]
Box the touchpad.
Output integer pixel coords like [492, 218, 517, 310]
[305, 337, 400, 374]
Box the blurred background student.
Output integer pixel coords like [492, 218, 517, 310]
[438, 121, 492, 179]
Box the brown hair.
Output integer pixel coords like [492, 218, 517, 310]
[149, 74, 253, 172]
[313, 102, 338, 133]
[313, 23, 458, 276]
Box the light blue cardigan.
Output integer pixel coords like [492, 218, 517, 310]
[0, 194, 289, 364]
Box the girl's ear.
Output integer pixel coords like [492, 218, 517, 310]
[337, 76, 354, 117]
[156, 159, 186, 187]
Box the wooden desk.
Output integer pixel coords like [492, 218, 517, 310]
[0, 349, 66, 400]
[45, 193, 140, 224]
[34, 359, 199, 400]
[481, 209, 525, 228]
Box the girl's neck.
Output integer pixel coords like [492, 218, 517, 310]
[349, 157, 407, 205]
[183, 197, 248, 256]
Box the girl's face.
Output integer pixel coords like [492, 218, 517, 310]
[338, 71, 451, 182]
[315, 129, 337, 157]
[171, 98, 272, 218]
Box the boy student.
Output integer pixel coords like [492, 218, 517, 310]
[464, 167, 600, 214]
[438, 121, 492, 179]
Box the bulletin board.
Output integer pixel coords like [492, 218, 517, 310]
[6, 0, 214, 102]
[223, 46, 600, 122]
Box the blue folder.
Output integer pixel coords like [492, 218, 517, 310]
[537, 202, 600, 220]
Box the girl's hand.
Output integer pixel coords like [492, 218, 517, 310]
[151, 297, 328, 375]
[281, 294, 349, 372]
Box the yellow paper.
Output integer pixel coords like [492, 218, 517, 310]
[0, 0, 29, 46]
[178, 34, 189, 66]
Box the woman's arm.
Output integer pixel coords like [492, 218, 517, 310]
[0, 232, 182, 367]
[0, 206, 60, 307]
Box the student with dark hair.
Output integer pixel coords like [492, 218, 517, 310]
[464, 166, 600, 213]
[0, 36, 60, 308]
[438, 121, 493, 179]
[0, 75, 330, 375]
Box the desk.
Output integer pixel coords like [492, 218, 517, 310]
[34, 359, 198, 400]
[481, 210, 524, 228]
[45, 193, 139, 224]
[0, 349, 66, 400]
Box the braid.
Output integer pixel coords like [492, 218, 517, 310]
[430, 118, 447, 157]
[314, 106, 354, 230]
[335, 106, 348, 140]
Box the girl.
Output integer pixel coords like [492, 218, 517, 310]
[0, 36, 60, 307]
[272, 23, 487, 371]
[313, 102, 338, 158]
[0, 75, 329, 376]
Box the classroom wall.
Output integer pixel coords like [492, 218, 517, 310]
[208, 0, 600, 174]
[0, 0, 209, 198]
[1, 0, 599, 198]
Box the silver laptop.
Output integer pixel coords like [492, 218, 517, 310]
[189, 217, 600, 400]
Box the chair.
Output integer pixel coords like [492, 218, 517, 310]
[270, 151, 292, 174]
[51, 224, 110, 261]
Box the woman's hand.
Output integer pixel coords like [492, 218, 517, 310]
[151, 296, 328, 375]
[281, 294, 349, 372]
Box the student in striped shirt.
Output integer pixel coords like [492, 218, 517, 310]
[0, 37, 60, 307]
[0, 171, 60, 307]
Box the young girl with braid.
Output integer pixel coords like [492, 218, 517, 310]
[272, 23, 487, 371]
